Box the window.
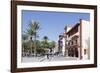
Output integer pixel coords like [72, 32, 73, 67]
[84, 49, 87, 55]
[71, 41, 73, 45]
[75, 40, 77, 44]
[68, 42, 70, 46]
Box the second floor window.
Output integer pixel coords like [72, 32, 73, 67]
[75, 40, 77, 44]
[68, 42, 70, 46]
[71, 41, 73, 45]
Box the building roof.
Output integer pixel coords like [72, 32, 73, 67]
[66, 23, 80, 34]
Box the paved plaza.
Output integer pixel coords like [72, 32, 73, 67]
[22, 55, 78, 62]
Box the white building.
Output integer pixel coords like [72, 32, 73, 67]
[58, 19, 90, 60]
[81, 19, 90, 59]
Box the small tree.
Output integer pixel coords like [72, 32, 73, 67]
[49, 41, 56, 53]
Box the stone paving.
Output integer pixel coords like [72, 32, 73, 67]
[22, 55, 78, 63]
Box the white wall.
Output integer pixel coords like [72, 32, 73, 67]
[0, 0, 100, 73]
[81, 20, 90, 59]
[62, 38, 65, 56]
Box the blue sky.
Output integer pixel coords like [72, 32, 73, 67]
[22, 10, 90, 42]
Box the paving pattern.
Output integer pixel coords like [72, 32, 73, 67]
[22, 55, 78, 63]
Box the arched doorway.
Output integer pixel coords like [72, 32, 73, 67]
[75, 48, 78, 57]
[68, 48, 71, 56]
[70, 48, 74, 57]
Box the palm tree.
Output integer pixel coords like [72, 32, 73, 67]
[43, 36, 49, 48]
[41, 36, 48, 49]
[40, 36, 50, 55]
[26, 20, 39, 56]
[43, 36, 48, 42]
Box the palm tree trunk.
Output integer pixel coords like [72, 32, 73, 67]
[34, 35, 37, 56]
[30, 36, 33, 56]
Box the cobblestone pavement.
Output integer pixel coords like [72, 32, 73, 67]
[22, 55, 78, 62]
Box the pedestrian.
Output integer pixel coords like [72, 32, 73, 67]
[47, 54, 49, 59]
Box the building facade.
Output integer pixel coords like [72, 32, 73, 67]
[58, 19, 90, 60]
